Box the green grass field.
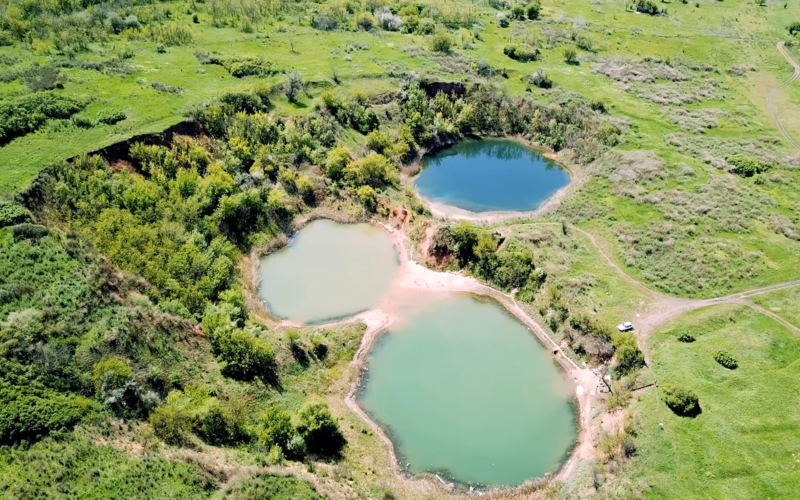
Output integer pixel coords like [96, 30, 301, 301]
[629, 304, 800, 499]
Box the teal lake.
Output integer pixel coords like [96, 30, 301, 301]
[257, 220, 399, 324]
[358, 295, 577, 486]
[414, 139, 570, 213]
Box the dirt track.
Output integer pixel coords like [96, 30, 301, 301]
[766, 41, 800, 151]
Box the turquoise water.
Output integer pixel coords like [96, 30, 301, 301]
[414, 139, 570, 213]
[359, 295, 577, 486]
[257, 220, 399, 324]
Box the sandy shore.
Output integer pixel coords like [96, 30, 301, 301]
[287, 220, 604, 496]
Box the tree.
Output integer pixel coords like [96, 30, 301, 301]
[343, 153, 398, 188]
[430, 33, 453, 53]
[662, 385, 700, 416]
[150, 406, 192, 445]
[366, 130, 392, 155]
[356, 185, 377, 211]
[284, 71, 303, 102]
[92, 358, 133, 393]
[612, 332, 645, 373]
[216, 330, 275, 381]
[297, 402, 345, 458]
[563, 47, 578, 64]
[325, 147, 350, 181]
[258, 406, 294, 452]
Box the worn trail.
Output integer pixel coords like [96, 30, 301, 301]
[766, 41, 800, 151]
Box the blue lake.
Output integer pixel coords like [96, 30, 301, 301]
[414, 139, 570, 213]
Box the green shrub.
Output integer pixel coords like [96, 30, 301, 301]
[635, 0, 662, 15]
[0, 92, 87, 145]
[789, 22, 800, 36]
[415, 18, 436, 35]
[356, 185, 378, 211]
[357, 13, 376, 30]
[366, 130, 392, 155]
[662, 385, 700, 416]
[503, 44, 540, 62]
[297, 402, 345, 458]
[198, 54, 280, 78]
[0, 384, 92, 444]
[430, 33, 454, 53]
[677, 333, 695, 343]
[199, 401, 248, 445]
[344, 153, 398, 188]
[714, 350, 738, 369]
[325, 147, 351, 181]
[511, 5, 526, 20]
[0, 202, 28, 227]
[612, 332, 645, 373]
[11, 223, 49, 240]
[97, 109, 126, 125]
[216, 330, 275, 381]
[563, 47, 578, 64]
[527, 4, 541, 19]
[258, 406, 294, 452]
[726, 154, 771, 177]
[530, 69, 552, 89]
[92, 358, 133, 392]
[150, 406, 193, 446]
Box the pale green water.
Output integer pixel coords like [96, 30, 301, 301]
[257, 220, 399, 323]
[359, 295, 577, 486]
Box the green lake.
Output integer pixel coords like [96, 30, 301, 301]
[358, 295, 577, 486]
[257, 220, 399, 324]
[414, 139, 570, 213]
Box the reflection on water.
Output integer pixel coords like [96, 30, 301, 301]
[359, 295, 577, 486]
[257, 220, 399, 323]
[415, 139, 570, 213]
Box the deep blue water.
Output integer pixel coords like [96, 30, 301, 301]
[414, 139, 570, 213]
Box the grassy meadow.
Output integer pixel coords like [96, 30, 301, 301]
[629, 305, 800, 500]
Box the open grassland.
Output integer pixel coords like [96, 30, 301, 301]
[629, 305, 800, 500]
[752, 286, 800, 329]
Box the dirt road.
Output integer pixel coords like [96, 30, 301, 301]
[766, 41, 800, 151]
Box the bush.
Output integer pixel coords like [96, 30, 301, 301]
[0, 202, 29, 227]
[150, 406, 192, 446]
[366, 130, 392, 155]
[325, 147, 351, 181]
[635, 0, 662, 15]
[284, 71, 303, 102]
[563, 47, 578, 64]
[11, 223, 49, 240]
[415, 18, 436, 35]
[93, 358, 132, 392]
[662, 385, 700, 416]
[216, 330, 275, 381]
[0, 92, 87, 145]
[504, 44, 540, 62]
[511, 5, 526, 20]
[431, 33, 454, 53]
[714, 350, 738, 369]
[497, 12, 510, 27]
[344, 153, 398, 188]
[677, 333, 695, 343]
[527, 4, 541, 20]
[726, 154, 771, 177]
[530, 69, 552, 89]
[297, 402, 345, 458]
[258, 406, 294, 452]
[375, 7, 402, 31]
[0, 384, 91, 445]
[356, 185, 378, 211]
[357, 13, 376, 30]
[612, 332, 645, 373]
[789, 22, 800, 36]
[97, 109, 126, 125]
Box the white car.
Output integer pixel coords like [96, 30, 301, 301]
[617, 321, 634, 332]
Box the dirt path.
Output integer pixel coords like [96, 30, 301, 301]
[766, 41, 800, 151]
